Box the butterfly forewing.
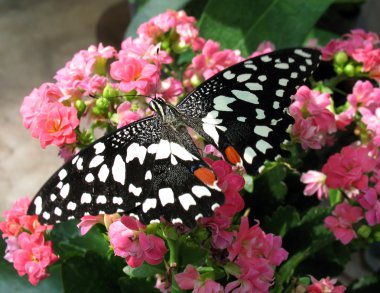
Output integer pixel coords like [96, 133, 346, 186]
[178, 48, 321, 174]
[27, 116, 161, 223]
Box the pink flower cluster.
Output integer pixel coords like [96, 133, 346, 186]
[20, 83, 79, 149]
[0, 197, 58, 285]
[108, 216, 167, 268]
[322, 146, 376, 193]
[175, 265, 224, 293]
[290, 86, 337, 149]
[226, 217, 288, 292]
[324, 201, 363, 244]
[200, 159, 245, 249]
[322, 29, 380, 82]
[307, 276, 345, 293]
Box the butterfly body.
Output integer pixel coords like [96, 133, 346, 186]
[27, 48, 321, 227]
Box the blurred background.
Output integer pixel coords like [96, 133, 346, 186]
[0, 0, 379, 218]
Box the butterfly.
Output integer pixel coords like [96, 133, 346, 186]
[27, 48, 321, 228]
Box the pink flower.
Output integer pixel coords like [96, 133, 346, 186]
[307, 276, 346, 293]
[77, 213, 120, 235]
[160, 77, 183, 103]
[228, 217, 288, 265]
[110, 57, 159, 95]
[357, 188, 380, 226]
[120, 37, 172, 64]
[108, 216, 167, 268]
[361, 107, 380, 146]
[347, 80, 380, 111]
[87, 43, 116, 59]
[290, 86, 336, 149]
[31, 102, 79, 149]
[322, 146, 376, 191]
[0, 197, 50, 239]
[249, 41, 275, 58]
[301, 170, 329, 200]
[175, 265, 224, 293]
[155, 274, 171, 293]
[183, 40, 243, 89]
[117, 101, 143, 128]
[335, 106, 355, 130]
[209, 159, 245, 217]
[324, 202, 363, 244]
[200, 209, 233, 249]
[4, 236, 19, 263]
[12, 232, 58, 285]
[225, 257, 274, 293]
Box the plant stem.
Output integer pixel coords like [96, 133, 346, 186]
[167, 238, 184, 293]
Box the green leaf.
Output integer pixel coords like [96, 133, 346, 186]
[62, 252, 124, 293]
[257, 162, 288, 201]
[178, 237, 208, 268]
[349, 273, 380, 292]
[123, 263, 165, 279]
[263, 206, 300, 237]
[119, 276, 159, 293]
[199, 0, 334, 56]
[0, 259, 63, 293]
[328, 189, 342, 206]
[50, 221, 109, 259]
[126, 0, 191, 38]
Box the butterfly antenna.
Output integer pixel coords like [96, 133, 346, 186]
[154, 47, 160, 100]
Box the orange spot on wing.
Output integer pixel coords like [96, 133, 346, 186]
[194, 167, 217, 186]
[225, 146, 242, 166]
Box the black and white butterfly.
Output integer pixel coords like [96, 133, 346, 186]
[27, 48, 321, 228]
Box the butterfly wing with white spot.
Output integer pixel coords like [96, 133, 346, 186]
[136, 126, 224, 227]
[28, 116, 161, 224]
[178, 48, 321, 174]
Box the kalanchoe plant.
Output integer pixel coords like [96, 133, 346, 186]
[2, 7, 380, 293]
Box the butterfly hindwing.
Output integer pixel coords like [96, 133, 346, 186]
[178, 48, 321, 174]
[28, 117, 161, 223]
[135, 125, 224, 227]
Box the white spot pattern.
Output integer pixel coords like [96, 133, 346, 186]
[213, 95, 235, 112]
[126, 143, 147, 164]
[129, 184, 142, 196]
[98, 164, 109, 182]
[142, 198, 157, 213]
[178, 193, 196, 211]
[232, 90, 259, 104]
[254, 125, 272, 137]
[112, 155, 126, 185]
[81, 193, 92, 204]
[244, 147, 257, 164]
[192, 186, 211, 198]
[89, 156, 104, 168]
[159, 187, 175, 206]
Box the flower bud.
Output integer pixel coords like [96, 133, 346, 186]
[358, 225, 371, 238]
[190, 74, 202, 88]
[103, 84, 118, 100]
[334, 51, 348, 66]
[96, 97, 110, 110]
[75, 99, 86, 115]
[173, 40, 188, 54]
[343, 63, 355, 77]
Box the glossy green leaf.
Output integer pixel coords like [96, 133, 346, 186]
[62, 252, 124, 293]
[199, 0, 334, 56]
[123, 263, 165, 279]
[263, 205, 300, 237]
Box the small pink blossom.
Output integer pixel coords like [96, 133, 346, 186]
[155, 274, 171, 293]
[120, 37, 172, 64]
[87, 43, 117, 59]
[290, 86, 336, 149]
[77, 213, 121, 235]
[175, 265, 224, 293]
[307, 276, 346, 293]
[249, 41, 275, 58]
[117, 101, 143, 128]
[110, 57, 159, 95]
[228, 217, 288, 265]
[324, 202, 363, 244]
[31, 102, 79, 149]
[12, 232, 58, 286]
[200, 209, 234, 249]
[301, 170, 329, 200]
[160, 77, 183, 103]
[4, 236, 19, 263]
[209, 159, 245, 217]
[183, 40, 243, 89]
[361, 107, 380, 146]
[348, 80, 380, 111]
[225, 257, 274, 293]
[357, 188, 380, 226]
[108, 216, 167, 268]
[322, 146, 376, 191]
